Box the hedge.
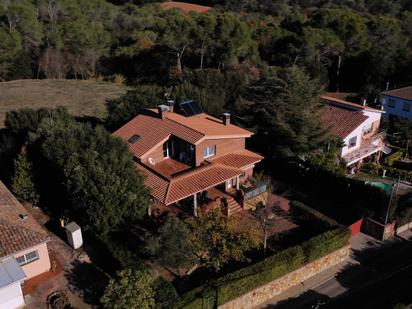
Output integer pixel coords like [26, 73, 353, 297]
[302, 228, 350, 263]
[290, 200, 338, 227]
[273, 159, 389, 223]
[174, 227, 350, 308]
[216, 246, 305, 305]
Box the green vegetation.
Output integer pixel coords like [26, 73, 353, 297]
[11, 152, 39, 205]
[0, 80, 127, 126]
[175, 227, 350, 307]
[101, 268, 155, 309]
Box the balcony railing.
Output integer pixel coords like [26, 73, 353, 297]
[242, 182, 267, 201]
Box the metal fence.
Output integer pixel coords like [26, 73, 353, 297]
[244, 183, 267, 201]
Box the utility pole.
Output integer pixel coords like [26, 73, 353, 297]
[385, 176, 400, 225]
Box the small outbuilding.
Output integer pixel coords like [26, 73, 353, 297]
[65, 222, 83, 249]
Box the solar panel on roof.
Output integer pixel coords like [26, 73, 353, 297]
[128, 134, 140, 144]
[179, 100, 203, 116]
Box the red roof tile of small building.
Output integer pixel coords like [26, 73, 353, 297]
[0, 182, 49, 258]
[319, 104, 368, 139]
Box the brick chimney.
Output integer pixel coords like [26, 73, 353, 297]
[222, 112, 231, 126]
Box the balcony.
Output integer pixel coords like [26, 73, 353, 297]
[342, 132, 390, 166]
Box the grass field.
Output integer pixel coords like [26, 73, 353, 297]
[0, 79, 128, 127]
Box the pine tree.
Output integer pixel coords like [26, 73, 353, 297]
[11, 152, 39, 206]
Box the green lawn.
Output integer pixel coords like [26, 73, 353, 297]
[0, 79, 128, 127]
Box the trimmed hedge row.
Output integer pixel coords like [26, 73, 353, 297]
[290, 200, 338, 227]
[216, 246, 305, 305]
[175, 227, 350, 308]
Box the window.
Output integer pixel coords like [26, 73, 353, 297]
[348, 136, 357, 148]
[163, 140, 173, 158]
[388, 98, 396, 108]
[203, 145, 216, 158]
[362, 123, 373, 135]
[403, 101, 411, 112]
[16, 250, 39, 266]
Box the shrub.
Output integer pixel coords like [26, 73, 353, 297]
[301, 228, 350, 262]
[216, 246, 305, 305]
[385, 150, 404, 166]
[154, 279, 179, 309]
[290, 201, 338, 227]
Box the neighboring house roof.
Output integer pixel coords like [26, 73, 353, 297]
[0, 182, 48, 259]
[319, 104, 368, 139]
[321, 95, 384, 113]
[113, 109, 253, 159]
[383, 86, 412, 101]
[160, 1, 212, 13]
[207, 150, 264, 169]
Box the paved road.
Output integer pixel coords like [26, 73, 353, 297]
[268, 235, 412, 309]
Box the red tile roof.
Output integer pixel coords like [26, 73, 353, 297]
[166, 164, 241, 204]
[160, 1, 212, 13]
[383, 86, 412, 101]
[137, 162, 242, 205]
[319, 104, 368, 139]
[207, 150, 263, 168]
[0, 182, 48, 258]
[113, 110, 253, 159]
[113, 111, 204, 158]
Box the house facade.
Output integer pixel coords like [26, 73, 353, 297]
[320, 96, 389, 167]
[381, 86, 412, 120]
[113, 100, 264, 217]
[0, 181, 51, 309]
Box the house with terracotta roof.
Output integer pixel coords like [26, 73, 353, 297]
[0, 181, 50, 309]
[320, 96, 390, 167]
[113, 100, 264, 217]
[381, 85, 412, 120]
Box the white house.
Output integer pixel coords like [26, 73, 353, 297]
[320, 95, 390, 167]
[381, 86, 412, 120]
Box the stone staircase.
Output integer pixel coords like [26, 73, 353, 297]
[225, 195, 242, 217]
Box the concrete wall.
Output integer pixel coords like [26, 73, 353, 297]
[15, 243, 51, 279]
[396, 221, 412, 234]
[218, 246, 350, 309]
[0, 282, 24, 309]
[382, 95, 412, 120]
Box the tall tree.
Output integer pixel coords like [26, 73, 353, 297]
[11, 152, 39, 206]
[237, 66, 327, 159]
[38, 116, 150, 236]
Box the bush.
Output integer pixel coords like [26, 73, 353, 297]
[385, 150, 404, 166]
[301, 228, 350, 262]
[154, 279, 179, 309]
[290, 201, 338, 227]
[216, 246, 305, 305]
[174, 227, 350, 307]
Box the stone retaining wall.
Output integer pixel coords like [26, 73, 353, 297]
[218, 245, 350, 309]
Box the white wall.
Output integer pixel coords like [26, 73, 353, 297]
[382, 95, 412, 120]
[341, 110, 382, 157]
[0, 282, 24, 309]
